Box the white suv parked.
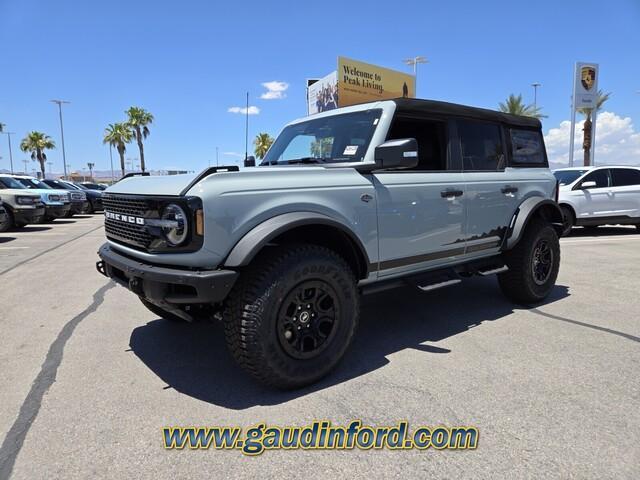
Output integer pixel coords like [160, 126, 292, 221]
[554, 166, 640, 235]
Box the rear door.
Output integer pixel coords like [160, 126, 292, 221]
[609, 168, 640, 219]
[458, 120, 518, 255]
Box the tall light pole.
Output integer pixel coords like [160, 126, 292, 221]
[531, 82, 542, 108]
[51, 100, 70, 179]
[1, 131, 15, 174]
[245, 92, 249, 164]
[403, 56, 428, 96]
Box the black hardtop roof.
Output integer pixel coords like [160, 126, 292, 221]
[392, 98, 542, 129]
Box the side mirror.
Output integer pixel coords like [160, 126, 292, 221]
[374, 138, 419, 170]
[581, 180, 597, 189]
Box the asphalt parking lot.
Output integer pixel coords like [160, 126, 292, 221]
[0, 216, 638, 479]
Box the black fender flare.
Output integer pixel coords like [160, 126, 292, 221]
[223, 211, 371, 275]
[505, 197, 564, 250]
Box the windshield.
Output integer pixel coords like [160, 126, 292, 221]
[553, 170, 588, 186]
[261, 109, 382, 165]
[0, 177, 27, 189]
[16, 178, 51, 189]
[45, 180, 76, 190]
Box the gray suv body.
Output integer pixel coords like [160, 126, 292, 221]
[97, 98, 563, 388]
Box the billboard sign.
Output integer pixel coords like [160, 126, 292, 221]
[573, 62, 599, 109]
[307, 71, 338, 115]
[337, 56, 415, 108]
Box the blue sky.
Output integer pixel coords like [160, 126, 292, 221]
[1, 0, 639, 174]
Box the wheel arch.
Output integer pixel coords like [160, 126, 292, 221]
[505, 197, 564, 250]
[223, 212, 371, 279]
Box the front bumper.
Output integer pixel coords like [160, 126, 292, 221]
[45, 204, 71, 219]
[14, 206, 45, 224]
[96, 243, 239, 305]
[70, 200, 89, 214]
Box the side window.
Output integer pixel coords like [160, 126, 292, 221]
[611, 168, 640, 187]
[457, 120, 504, 171]
[386, 117, 447, 171]
[580, 169, 610, 188]
[510, 129, 547, 166]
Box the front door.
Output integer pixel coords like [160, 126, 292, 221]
[570, 169, 613, 221]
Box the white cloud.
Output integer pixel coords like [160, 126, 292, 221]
[544, 111, 640, 167]
[260, 81, 289, 100]
[228, 106, 260, 115]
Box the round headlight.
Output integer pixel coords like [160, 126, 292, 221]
[161, 204, 188, 246]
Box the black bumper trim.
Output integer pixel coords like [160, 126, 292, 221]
[96, 243, 238, 304]
[45, 204, 71, 218]
[14, 207, 45, 224]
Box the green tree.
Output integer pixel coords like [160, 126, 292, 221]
[310, 138, 333, 158]
[19, 131, 56, 177]
[578, 89, 611, 166]
[498, 94, 546, 119]
[126, 106, 154, 172]
[103, 123, 133, 177]
[253, 133, 274, 159]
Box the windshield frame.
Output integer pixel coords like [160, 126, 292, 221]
[0, 176, 28, 189]
[15, 177, 51, 190]
[260, 102, 395, 168]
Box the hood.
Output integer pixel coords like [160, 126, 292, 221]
[105, 166, 333, 196]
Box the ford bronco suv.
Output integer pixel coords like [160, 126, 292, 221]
[9, 175, 71, 221]
[0, 175, 45, 231]
[96, 98, 563, 388]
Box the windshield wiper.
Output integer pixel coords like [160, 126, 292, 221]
[285, 157, 325, 165]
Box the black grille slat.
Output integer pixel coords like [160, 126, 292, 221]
[103, 194, 154, 250]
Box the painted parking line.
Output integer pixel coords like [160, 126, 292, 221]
[0, 247, 30, 250]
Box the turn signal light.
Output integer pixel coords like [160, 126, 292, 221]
[195, 209, 204, 236]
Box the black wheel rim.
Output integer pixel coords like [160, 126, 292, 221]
[532, 238, 553, 285]
[276, 280, 340, 360]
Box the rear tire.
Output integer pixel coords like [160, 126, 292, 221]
[223, 244, 359, 389]
[139, 297, 185, 322]
[86, 202, 94, 214]
[559, 205, 574, 237]
[498, 218, 560, 305]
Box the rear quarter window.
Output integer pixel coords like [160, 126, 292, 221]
[509, 129, 547, 167]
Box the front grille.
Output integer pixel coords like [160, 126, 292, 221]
[103, 194, 154, 250]
[71, 192, 85, 201]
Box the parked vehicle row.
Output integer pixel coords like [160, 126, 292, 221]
[0, 174, 104, 232]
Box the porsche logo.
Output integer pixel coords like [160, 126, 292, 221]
[581, 66, 596, 91]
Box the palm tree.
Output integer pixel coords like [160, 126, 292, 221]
[126, 106, 153, 172]
[578, 89, 611, 166]
[498, 94, 546, 119]
[253, 133, 274, 159]
[20, 131, 56, 177]
[103, 123, 133, 177]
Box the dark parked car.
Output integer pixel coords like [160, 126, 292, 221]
[41, 179, 89, 216]
[81, 182, 108, 191]
[73, 183, 103, 213]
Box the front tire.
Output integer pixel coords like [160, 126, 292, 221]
[0, 210, 14, 232]
[223, 244, 359, 389]
[498, 218, 560, 305]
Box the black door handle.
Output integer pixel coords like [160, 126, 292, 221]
[501, 186, 518, 194]
[440, 189, 464, 198]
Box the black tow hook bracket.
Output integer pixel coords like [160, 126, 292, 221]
[129, 277, 144, 295]
[96, 260, 107, 277]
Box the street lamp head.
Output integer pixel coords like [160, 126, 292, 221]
[531, 82, 542, 88]
[403, 56, 428, 66]
[50, 99, 71, 105]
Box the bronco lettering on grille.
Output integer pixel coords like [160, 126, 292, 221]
[105, 211, 145, 225]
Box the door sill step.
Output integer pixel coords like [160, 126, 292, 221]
[477, 265, 508, 276]
[417, 279, 462, 292]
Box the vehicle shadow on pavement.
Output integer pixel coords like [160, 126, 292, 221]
[0, 236, 16, 243]
[129, 277, 569, 410]
[567, 226, 638, 237]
